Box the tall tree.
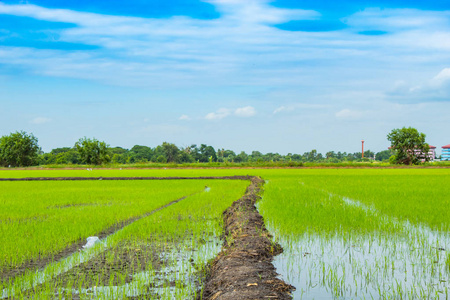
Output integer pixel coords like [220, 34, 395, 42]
[0, 131, 40, 167]
[162, 142, 180, 163]
[387, 127, 429, 165]
[75, 137, 111, 165]
[199, 144, 217, 162]
[130, 145, 153, 162]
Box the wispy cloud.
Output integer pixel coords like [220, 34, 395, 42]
[0, 1, 449, 111]
[179, 114, 191, 121]
[387, 68, 450, 102]
[234, 106, 256, 117]
[344, 8, 450, 32]
[30, 117, 51, 124]
[1, 1, 448, 94]
[205, 108, 231, 120]
[205, 106, 256, 120]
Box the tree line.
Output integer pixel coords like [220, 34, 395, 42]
[0, 131, 398, 167]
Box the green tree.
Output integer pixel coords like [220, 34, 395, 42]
[129, 145, 153, 162]
[75, 137, 111, 165]
[387, 127, 430, 165]
[375, 149, 394, 161]
[234, 151, 248, 163]
[178, 151, 194, 163]
[162, 142, 180, 163]
[0, 131, 40, 167]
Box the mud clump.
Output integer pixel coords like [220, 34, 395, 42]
[200, 177, 295, 300]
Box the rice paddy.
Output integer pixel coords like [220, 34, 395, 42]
[257, 169, 450, 299]
[1, 168, 449, 299]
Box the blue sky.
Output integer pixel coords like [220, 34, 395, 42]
[1, 0, 449, 154]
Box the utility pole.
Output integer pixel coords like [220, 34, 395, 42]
[362, 140, 365, 159]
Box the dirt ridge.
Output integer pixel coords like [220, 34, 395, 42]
[0, 176, 253, 181]
[200, 176, 294, 300]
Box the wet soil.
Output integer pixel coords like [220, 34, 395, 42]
[0, 176, 253, 181]
[200, 177, 295, 300]
[55, 240, 160, 288]
[25, 239, 182, 300]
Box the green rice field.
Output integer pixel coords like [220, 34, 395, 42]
[1, 168, 450, 299]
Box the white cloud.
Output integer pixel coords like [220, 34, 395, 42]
[206, 0, 319, 24]
[30, 117, 51, 124]
[273, 106, 287, 114]
[205, 108, 231, 120]
[335, 109, 363, 120]
[234, 106, 256, 117]
[344, 8, 450, 32]
[431, 68, 450, 86]
[387, 68, 450, 102]
[0, 1, 449, 106]
[179, 114, 191, 120]
[205, 106, 256, 120]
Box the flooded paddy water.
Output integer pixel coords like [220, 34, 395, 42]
[270, 210, 450, 299]
[257, 169, 450, 300]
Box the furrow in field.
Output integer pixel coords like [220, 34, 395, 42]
[0, 176, 253, 181]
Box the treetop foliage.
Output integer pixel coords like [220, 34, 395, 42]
[75, 137, 111, 165]
[387, 127, 429, 165]
[0, 131, 40, 167]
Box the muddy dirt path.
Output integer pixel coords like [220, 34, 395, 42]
[0, 176, 253, 181]
[200, 177, 294, 300]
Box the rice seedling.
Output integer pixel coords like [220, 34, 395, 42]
[257, 169, 450, 299]
[1, 176, 248, 299]
[2, 168, 449, 299]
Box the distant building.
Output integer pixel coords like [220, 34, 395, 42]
[413, 145, 436, 161]
[442, 144, 450, 161]
[388, 145, 436, 161]
[426, 145, 436, 161]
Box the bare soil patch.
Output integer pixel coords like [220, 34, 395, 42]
[200, 177, 294, 300]
[56, 240, 160, 287]
[0, 176, 253, 181]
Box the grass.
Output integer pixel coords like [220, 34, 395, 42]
[0, 180, 208, 273]
[1, 168, 450, 299]
[0, 176, 249, 299]
[256, 168, 450, 299]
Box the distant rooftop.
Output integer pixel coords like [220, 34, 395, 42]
[442, 144, 450, 149]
